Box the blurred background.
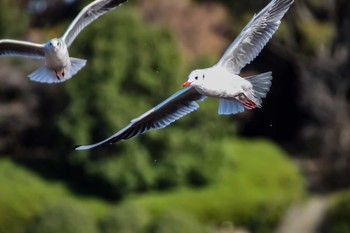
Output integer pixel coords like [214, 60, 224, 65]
[0, 0, 350, 232]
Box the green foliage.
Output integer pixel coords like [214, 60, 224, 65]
[0, 0, 29, 37]
[59, 6, 181, 196]
[99, 204, 149, 233]
[122, 138, 304, 232]
[26, 200, 98, 233]
[0, 158, 108, 233]
[246, 201, 287, 233]
[324, 191, 350, 233]
[296, 20, 334, 55]
[149, 210, 206, 233]
[0, 136, 303, 233]
[60, 6, 182, 145]
[195, 0, 271, 20]
[0, 159, 67, 233]
[58, 6, 234, 197]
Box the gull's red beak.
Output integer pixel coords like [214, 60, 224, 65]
[182, 81, 191, 87]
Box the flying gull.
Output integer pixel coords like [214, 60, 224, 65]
[0, 0, 127, 83]
[75, 0, 294, 150]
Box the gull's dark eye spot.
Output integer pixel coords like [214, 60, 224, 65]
[195, 76, 198, 80]
[203, 74, 205, 79]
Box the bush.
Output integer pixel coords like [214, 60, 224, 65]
[148, 210, 205, 233]
[323, 191, 350, 233]
[0, 159, 66, 233]
[0, 0, 29, 37]
[99, 204, 149, 233]
[26, 200, 98, 233]
[122, 138, 304, 232]
[0, 159, 108, 233]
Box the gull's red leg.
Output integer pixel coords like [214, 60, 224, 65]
[55, 68, 65, 80]
[236, 93, 256, 108]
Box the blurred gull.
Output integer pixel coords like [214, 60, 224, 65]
[0, 0, 127, 83]
[75, 0, 294, 150]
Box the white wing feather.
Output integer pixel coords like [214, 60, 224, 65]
[216, 0, 294, 74]
[75, 87, 205, 150]
[0, 39, 45, 59]
[61, 0, 127, 47]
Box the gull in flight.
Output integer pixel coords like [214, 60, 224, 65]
[75, 0, 294, 150]
[0, 0, 127, 83]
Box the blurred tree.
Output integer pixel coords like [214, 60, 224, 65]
[99, 204, 149, 233]
[323, 192, 350, 233]
[0, 0, 70, 158]
[26, 200, 98, 233]
[195, 0, 273, 17]
[197, 0, 350, 191]
[58, 6, 233, 199]
[137, 0, 232, 60]
[0, 0, 29, 37]
[286, 0, 350, 190]
[148, 210, 205, 233]
[29, 0, 80, 28]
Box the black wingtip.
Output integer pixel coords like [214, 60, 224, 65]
[72, 145, 81, 150]
[106, 0, 128, 9]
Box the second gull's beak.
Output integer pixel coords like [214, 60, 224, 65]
[182, 81, 191, 87]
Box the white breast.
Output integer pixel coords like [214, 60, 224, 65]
[194, 66, 251, 99]
[44, 44, 70, 70]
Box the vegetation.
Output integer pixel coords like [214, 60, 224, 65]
[0, 158, 108, 233]
[0, 136, 303, 233]
[123, 138, 303, 231]
[58, 6, 234, 199]
[99, 204, 149, 233]
[0, 0, 29, 37]
[324, 191, 350, 233]
[26, 200, 98, 233]
[4, 0, 350, 232]
[148, 210, 205, 233]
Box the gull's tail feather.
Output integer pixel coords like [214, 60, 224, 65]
[217, 71, 272, 115]
[68, 57, 87, 79]
[28, 57, 86, 84]
[245, 71, 272, 107]
[28, 65, 58, 83]
[218, 99, 245, 115]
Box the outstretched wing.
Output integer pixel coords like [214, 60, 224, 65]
[0, 39, 45, 59]
[216, 0, 294, 74]
[61, 0, 127, 47]
[75, 87, 205, 150]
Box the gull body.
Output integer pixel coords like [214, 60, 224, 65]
[44, 38, 70, 78]
[75, 0, 294, 150]
[183, 65, 272, 112]
[186, 67, 255, 105]
[45, 39, 68, 69]
[0, 0, 127, 83]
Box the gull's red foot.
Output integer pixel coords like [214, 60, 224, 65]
[55, 69, 65, 80]
[236, 93, 256, 108]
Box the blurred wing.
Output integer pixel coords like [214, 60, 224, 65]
[216, 0, 294, 74]
[61, 0, 127, 47]
[0, 39, 45, 59]
[75, 87, 205, 150]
